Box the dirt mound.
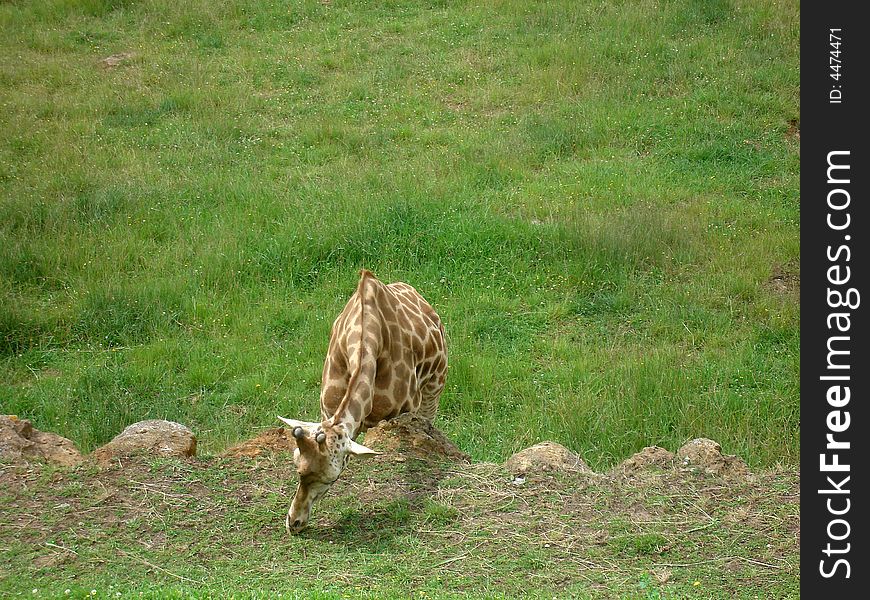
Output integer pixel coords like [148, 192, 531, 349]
[222, 427, 297, 458]
[505, 441, 594, 476]
[677, 438, 751, 479]
[613, 446, 676, 476]
[91, 420, 197, 466]
[612, 440, 752, 481]
[363, 414, 470, 462]
[0, 415, 84, 467]
[220, 415, 468, 462]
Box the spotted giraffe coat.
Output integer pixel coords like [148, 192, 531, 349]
[319, 270, 448, 438]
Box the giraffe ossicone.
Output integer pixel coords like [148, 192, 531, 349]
[279, 269, 448, 534]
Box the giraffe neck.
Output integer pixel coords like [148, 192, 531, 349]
[330, 271, 379, 438]
[332, 400, 367, 438]
[331, 358, 376, 438]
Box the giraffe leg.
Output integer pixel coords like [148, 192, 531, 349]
[418, 376, 444, 423]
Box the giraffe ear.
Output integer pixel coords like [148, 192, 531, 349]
[277, 416, 320, 436]
[347, 439, 379, 458]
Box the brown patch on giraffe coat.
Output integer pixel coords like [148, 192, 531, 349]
[324, 357, 345, 383]
[380, 297, 396, 320]
[389, 341, 404, 364]
[393, 378, 409, 402]
[423, 333, 438, 357]
[345, 401, 363, 422]
[374, 361, 392, 390]
[393, 361, 410, 383]
[322, 385, 344, 409]
[364, 333, 380, 350]
[400, 297, 421, 313]
[388, 321, 405, 347]
[412, 319, 427, 339]
[416, 361, 429, 379]
[394, 306, 412, 328]
[368, 399, 401, 424]
[409, 334, 424, 358]
[364, 312, 381, 331]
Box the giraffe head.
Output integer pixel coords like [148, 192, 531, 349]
[277, 416, 377, 533]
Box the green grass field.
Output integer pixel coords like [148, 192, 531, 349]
[1, 0, 799, 470]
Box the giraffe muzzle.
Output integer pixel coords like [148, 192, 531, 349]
[285, 511, 309, 534]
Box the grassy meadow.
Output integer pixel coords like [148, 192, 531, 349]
[0, 0, 800, 469]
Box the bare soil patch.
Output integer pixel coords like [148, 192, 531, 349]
[99, 52, 134, 68]
[786, 118, 800, 142]
[767, 263, 800, 296]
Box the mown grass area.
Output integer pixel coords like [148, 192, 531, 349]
[0, 455, 800, 599]
[0, 0, 799, 468]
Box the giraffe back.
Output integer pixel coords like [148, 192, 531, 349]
[320, 272, 447, 434]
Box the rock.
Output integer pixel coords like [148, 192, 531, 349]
[91, 420, 196, 466]
[363, 413, 470, 462]
[677, 438, 751, 479]
[222, 427, 297, 458]
[505, 441, 594, 476]
[613, 446, 675, 476]
[0, 415, 84, 467]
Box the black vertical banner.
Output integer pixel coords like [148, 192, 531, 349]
[802, 2, 869, 596]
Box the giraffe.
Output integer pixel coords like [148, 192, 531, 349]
[278, 269, 448, 533]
